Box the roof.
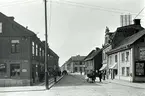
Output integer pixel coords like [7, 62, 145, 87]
[0, 12, 36, 36]
[84, 49, 102, 61]
[111, 24, 144, 48]
[70, 55, 86, 62]
[107, 29, 145, 54]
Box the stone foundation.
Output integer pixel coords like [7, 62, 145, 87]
[0, 79, 31, 87]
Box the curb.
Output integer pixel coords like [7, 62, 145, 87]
[49, 75, 64, 89]
[106, 80, 145, 89]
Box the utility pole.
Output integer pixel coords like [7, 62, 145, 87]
[44, 0, 49, 89]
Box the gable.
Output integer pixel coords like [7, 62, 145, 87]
[0, 12, 35, 37]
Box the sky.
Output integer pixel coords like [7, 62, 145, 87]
[0, 0, 145, 66]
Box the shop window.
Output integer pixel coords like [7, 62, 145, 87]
[0, 63, 6, 75]
[11, 40, 20, 53]
[10, 64, 20, 78]
[126, 67, 130, 76]
[122, 67, 125, 76]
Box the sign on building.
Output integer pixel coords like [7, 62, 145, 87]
[139, 48, 145, 60]
[135, 61, 145, 76]
[0, 63, 6, 72]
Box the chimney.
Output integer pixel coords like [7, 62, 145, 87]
[133, 19, 141, 25]
[96, 47, 100, 51]
[8, 16, 15, 21]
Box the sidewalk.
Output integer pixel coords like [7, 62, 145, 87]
[0, 75, 64, 92]
[103, 78, 145, 89]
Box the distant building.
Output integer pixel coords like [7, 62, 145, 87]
[64, 55, 86, 73]
[0, 12, 59, 86]
[84, 47, 102, 74]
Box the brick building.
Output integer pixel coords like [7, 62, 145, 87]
[0, 12, 59, 86]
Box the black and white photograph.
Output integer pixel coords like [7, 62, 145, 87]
[0, 0, 145, 96]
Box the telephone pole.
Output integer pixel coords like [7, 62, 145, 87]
[44, 0, 49, 89]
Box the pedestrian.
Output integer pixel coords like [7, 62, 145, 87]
[98, 71, 102, 82]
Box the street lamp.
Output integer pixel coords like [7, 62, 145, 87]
[44, 0, 49, 89]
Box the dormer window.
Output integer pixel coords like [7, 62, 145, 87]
[0, 22, 2, 33]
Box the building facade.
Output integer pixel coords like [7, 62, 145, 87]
[84, 47, 102, 74]
[65, 55, 86, 73]
[0, 12, 59, 86]
[102, 19, 145, 82]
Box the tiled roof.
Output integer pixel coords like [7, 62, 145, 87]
[84, 49, 102, 61]
[108, 29, 145, 54]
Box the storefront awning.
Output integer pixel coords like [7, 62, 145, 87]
[99, 64, 107, 70]
[110, 63, 117, 69]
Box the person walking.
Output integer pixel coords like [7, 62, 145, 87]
[98, 71, 102, 82]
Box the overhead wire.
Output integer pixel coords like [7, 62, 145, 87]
[134, 7, 145, 19]
[50, 0, 144, 17]
[0, 0, 41, 7]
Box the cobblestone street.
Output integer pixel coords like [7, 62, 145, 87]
[0, 74, 145, 96]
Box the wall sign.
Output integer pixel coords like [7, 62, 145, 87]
[139, 48, 145, 60]
[0, 63, 6, 72]
[135, 61, 145, 76]
[22, 69, 27, 72]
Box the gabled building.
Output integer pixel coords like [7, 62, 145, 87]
[101, 19, 144, 82]
[0, 12, 59, 86]
[107, 29, 145, 82]
[84, 47, 102, 74]
[65, 55, 86, 73]
[100, 27, 115, 78]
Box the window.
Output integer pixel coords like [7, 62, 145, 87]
[115, 55, 117, 62]
[0, 22, 2, 33]
[36, 44, 38, 56]
[74, 67, 77, 72]
[0, 63, 6, 75]
[39, 48, 41, 57]
[32, 42, 35, 56]
[126, 67, 130, 76]
[122, 67, 125, 75]
[126, 52, 129, 61]
[10, 64, 20, 78]
[42, 50, 44, 57]
[11, 40, 20, 53]
[121, 53, 125, 62]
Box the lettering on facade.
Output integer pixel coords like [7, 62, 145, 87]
[0, 63, 6, 72]
[22, 69, 27, 72]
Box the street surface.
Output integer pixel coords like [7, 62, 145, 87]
[0, 74, 145, 96]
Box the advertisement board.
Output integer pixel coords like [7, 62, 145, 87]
[135, 61, 145, 76]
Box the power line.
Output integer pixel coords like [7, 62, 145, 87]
[134, 7, 145, 19]
[50, 0, 144, 16]
[60, 0, 134, 13]
[0, 0, 41, 7]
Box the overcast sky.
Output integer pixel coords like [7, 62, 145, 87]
[0, 0, 145, 66]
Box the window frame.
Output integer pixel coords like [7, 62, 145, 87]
[11, 40, 20, 53]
